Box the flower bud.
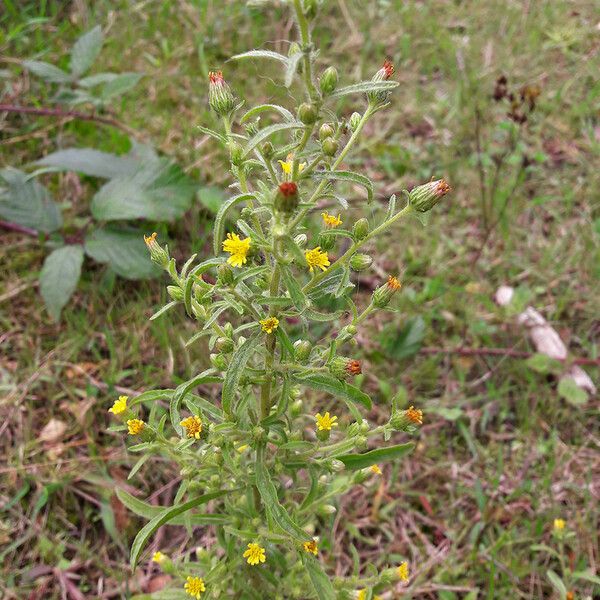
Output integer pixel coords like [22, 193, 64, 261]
[274, 182, 299, 214]
[321, 137, 338, 156]
[294, 233, 307, 248]
[349, 253, 373, 272]
[144, 233, 169, 269]
[355, 435, 368, 450]
[352, 218, 369, 240]
[210, 353, 227, 370]
[208, 70, 236, 116]
[319, 122, 335, 141]
[291, 399, 304, 417]
[352, 470, 369, 485]
[368, 59, 395, 104]
[217, 263, 235, 286]
[261, 141, 274, 159]
[372, 275, 401, 308]
[390, 405, 423, 431]
[244, 120, 259, 137]
[298, 102, 318, 125]
[328, 459, 345, 472]
[347, 422, 360, 437]
[167, 285, 184, 301]
[303, 0, 319, 19]
[329, 357, 362, 380]
[294, 339, 312, 363]
[319, 66, 338, 95]
[290, 385, 301, 399]
[359, 419, 370, 434]
[317, 231, 335, 252]
[408, 179, 451, 212]
[229, 141, 244, 166]
[215, 337, 234, 353]
[252, 426, 266, 442]
[316, 428, 331, 442]
[349, 111, 361, 131]
[319, 504, 337, 516]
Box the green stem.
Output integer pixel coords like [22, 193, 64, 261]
[293, 0, 317, 101]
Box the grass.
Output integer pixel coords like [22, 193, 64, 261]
[1, 0, 599, 598]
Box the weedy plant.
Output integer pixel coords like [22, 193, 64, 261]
[110, 2, 450, 599]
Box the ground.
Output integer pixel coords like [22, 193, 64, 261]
[1, 1, 598, 599]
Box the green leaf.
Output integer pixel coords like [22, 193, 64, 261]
[0, 168, 62, 233]
[336, 443, 414, 470]
[100, 72, 142, 100]
[231, 49, 288, 64]
[546, 570, 567, 599]
[240, 104, 294, 124]
[84, 227, 159, 280]
[22, 60, 72, 83]
[39, 245, 84, 321]
[116, 489, 228, 525]
[329, 80, 399, 98]
[221, 334, 261, 417]
[572, 570, 600, 586]
[557, 377, 588, 406]
[130, 489, 231, 568]
[91, 160, 196, 221]
[129, 389, 174, 409]
[70, 25, 103, 76]
[36, 148, 139, 179]
[313, 170, 374, 203]
[294, 372, 372, 409]
[170, 371, 221, 434]
[213, 193, 256, 256]
[303, 554, 336, 600]
[255, 445, 310, 543]
[198, 186, 226, 215]
[285, 52, 303, 87]
[307, 268, 354, 301]
[280, 265, 308, 311]
[380, 316, 425, 360]
[525, 353, 563, 375]
[243, 121, 304, 157]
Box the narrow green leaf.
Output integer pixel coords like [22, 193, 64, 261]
[231, 49, 288, 64]
[40, 245, 84, 321]
[100, 72, 142, 100]
[221, 333, 261, 417]
[313, 170, 373, 203]
[281, 265, 308, 311]
[303, 554, 336, 600]
[241, 104, 294, 123]
[243, 121, 304, 157]
[329, 80, 399, 98]
[336, 443, 414, 470]
[293, 372, 372, 409]
[546, 570, 567, 599]
[285, 52, 303, 87]
[170, 371, 221, 434]
[130, 490, 231, 567]
[129, 389, 173, 408]
[213, 193, 257, 256]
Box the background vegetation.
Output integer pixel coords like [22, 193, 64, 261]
[1, 1, 598, 598]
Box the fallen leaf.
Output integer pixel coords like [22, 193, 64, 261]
[39, 419, 67, 443]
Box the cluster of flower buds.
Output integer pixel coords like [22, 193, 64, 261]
[408, 178, 451, 213]
[208, 70, 236, 116]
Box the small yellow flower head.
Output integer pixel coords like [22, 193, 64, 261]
[387, 275, 401, 290]
[127, 419, 145, 435]
[406, 406, 423, 425]
[305, 247, 330, 273]
[278, 153, 306, 176]
[180, 415, 203, 439]
[303, 539, 318, 556]
[315, 411, 338, 431]
[144, 232, 157, 247]
[370, 464, 382, 476]
[109, 395, 128, 415]
[222, 232, 251, 268]
[236, 444, 249, 453]
[184, 575, 206, 599]
[152, 551, 166, 563]
[397, 561, 409, 582]
[243, 542, 266, 566]
[553, 518, 566, 531]
[260, 316, 280, 334]
[321, 211, 342, 228]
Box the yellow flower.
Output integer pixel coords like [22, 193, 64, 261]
[397, 561, 409, 582]
[387, 275, 401, 290]
[303, 539, 318, 555]
[321, 211, 342, 228]
[243, 542, 266, 566]
[278, 153, 306, 175]
[305, 247, 330, 273]
[236, 444, 249, 453]
[370, 465, 382, 476]
[406, 406, 423, 425]
[109, 395, 128, 415]
[357, 592, 382, 600]
[143, 232, 157, 246]
[184, 576, 206, 599]
[152, 551, 166, 563]
[180, 415, 203, 439]
[553, 518, 566, 531]
[222, 233, 251, 267]
[260, 316, 279, 334]
[315, 411, 338, 431]
[127, 419, 145, 435]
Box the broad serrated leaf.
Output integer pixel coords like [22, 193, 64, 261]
[241, 104, 295, 123]
[39, 245, 84, 321]
[231, 49, 288, 64]
[213, 193, 256, 255]
[130, 489, 231, 567]
[100, 72, 142, 100]
[313, 170, 373, 203]
[91, 160, 195, 221]
[243, 121, 304, 157]
[36, 148, 139, 179]
[329, 80, 399, 98]
[221, 333, 261, 417]
[255, 445, 311, 542]
[294, 372, 372, 409]
[84, 227, 159, 280]
[70, 25, 103, 76]
[22, 60, 72, 83]
[336, 443, 414, 470]
[0, 168, 62, 233]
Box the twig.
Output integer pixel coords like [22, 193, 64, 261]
[0, 219, 39, 236]
[419, 345, 599, 368]
[0, 103, 139, 137]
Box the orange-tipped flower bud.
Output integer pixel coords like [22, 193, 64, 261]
[372, 275, 401, 308]
[274, 182, 299, 214]
[208, 70, 236, 116]
[409, 179, 451, 213]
